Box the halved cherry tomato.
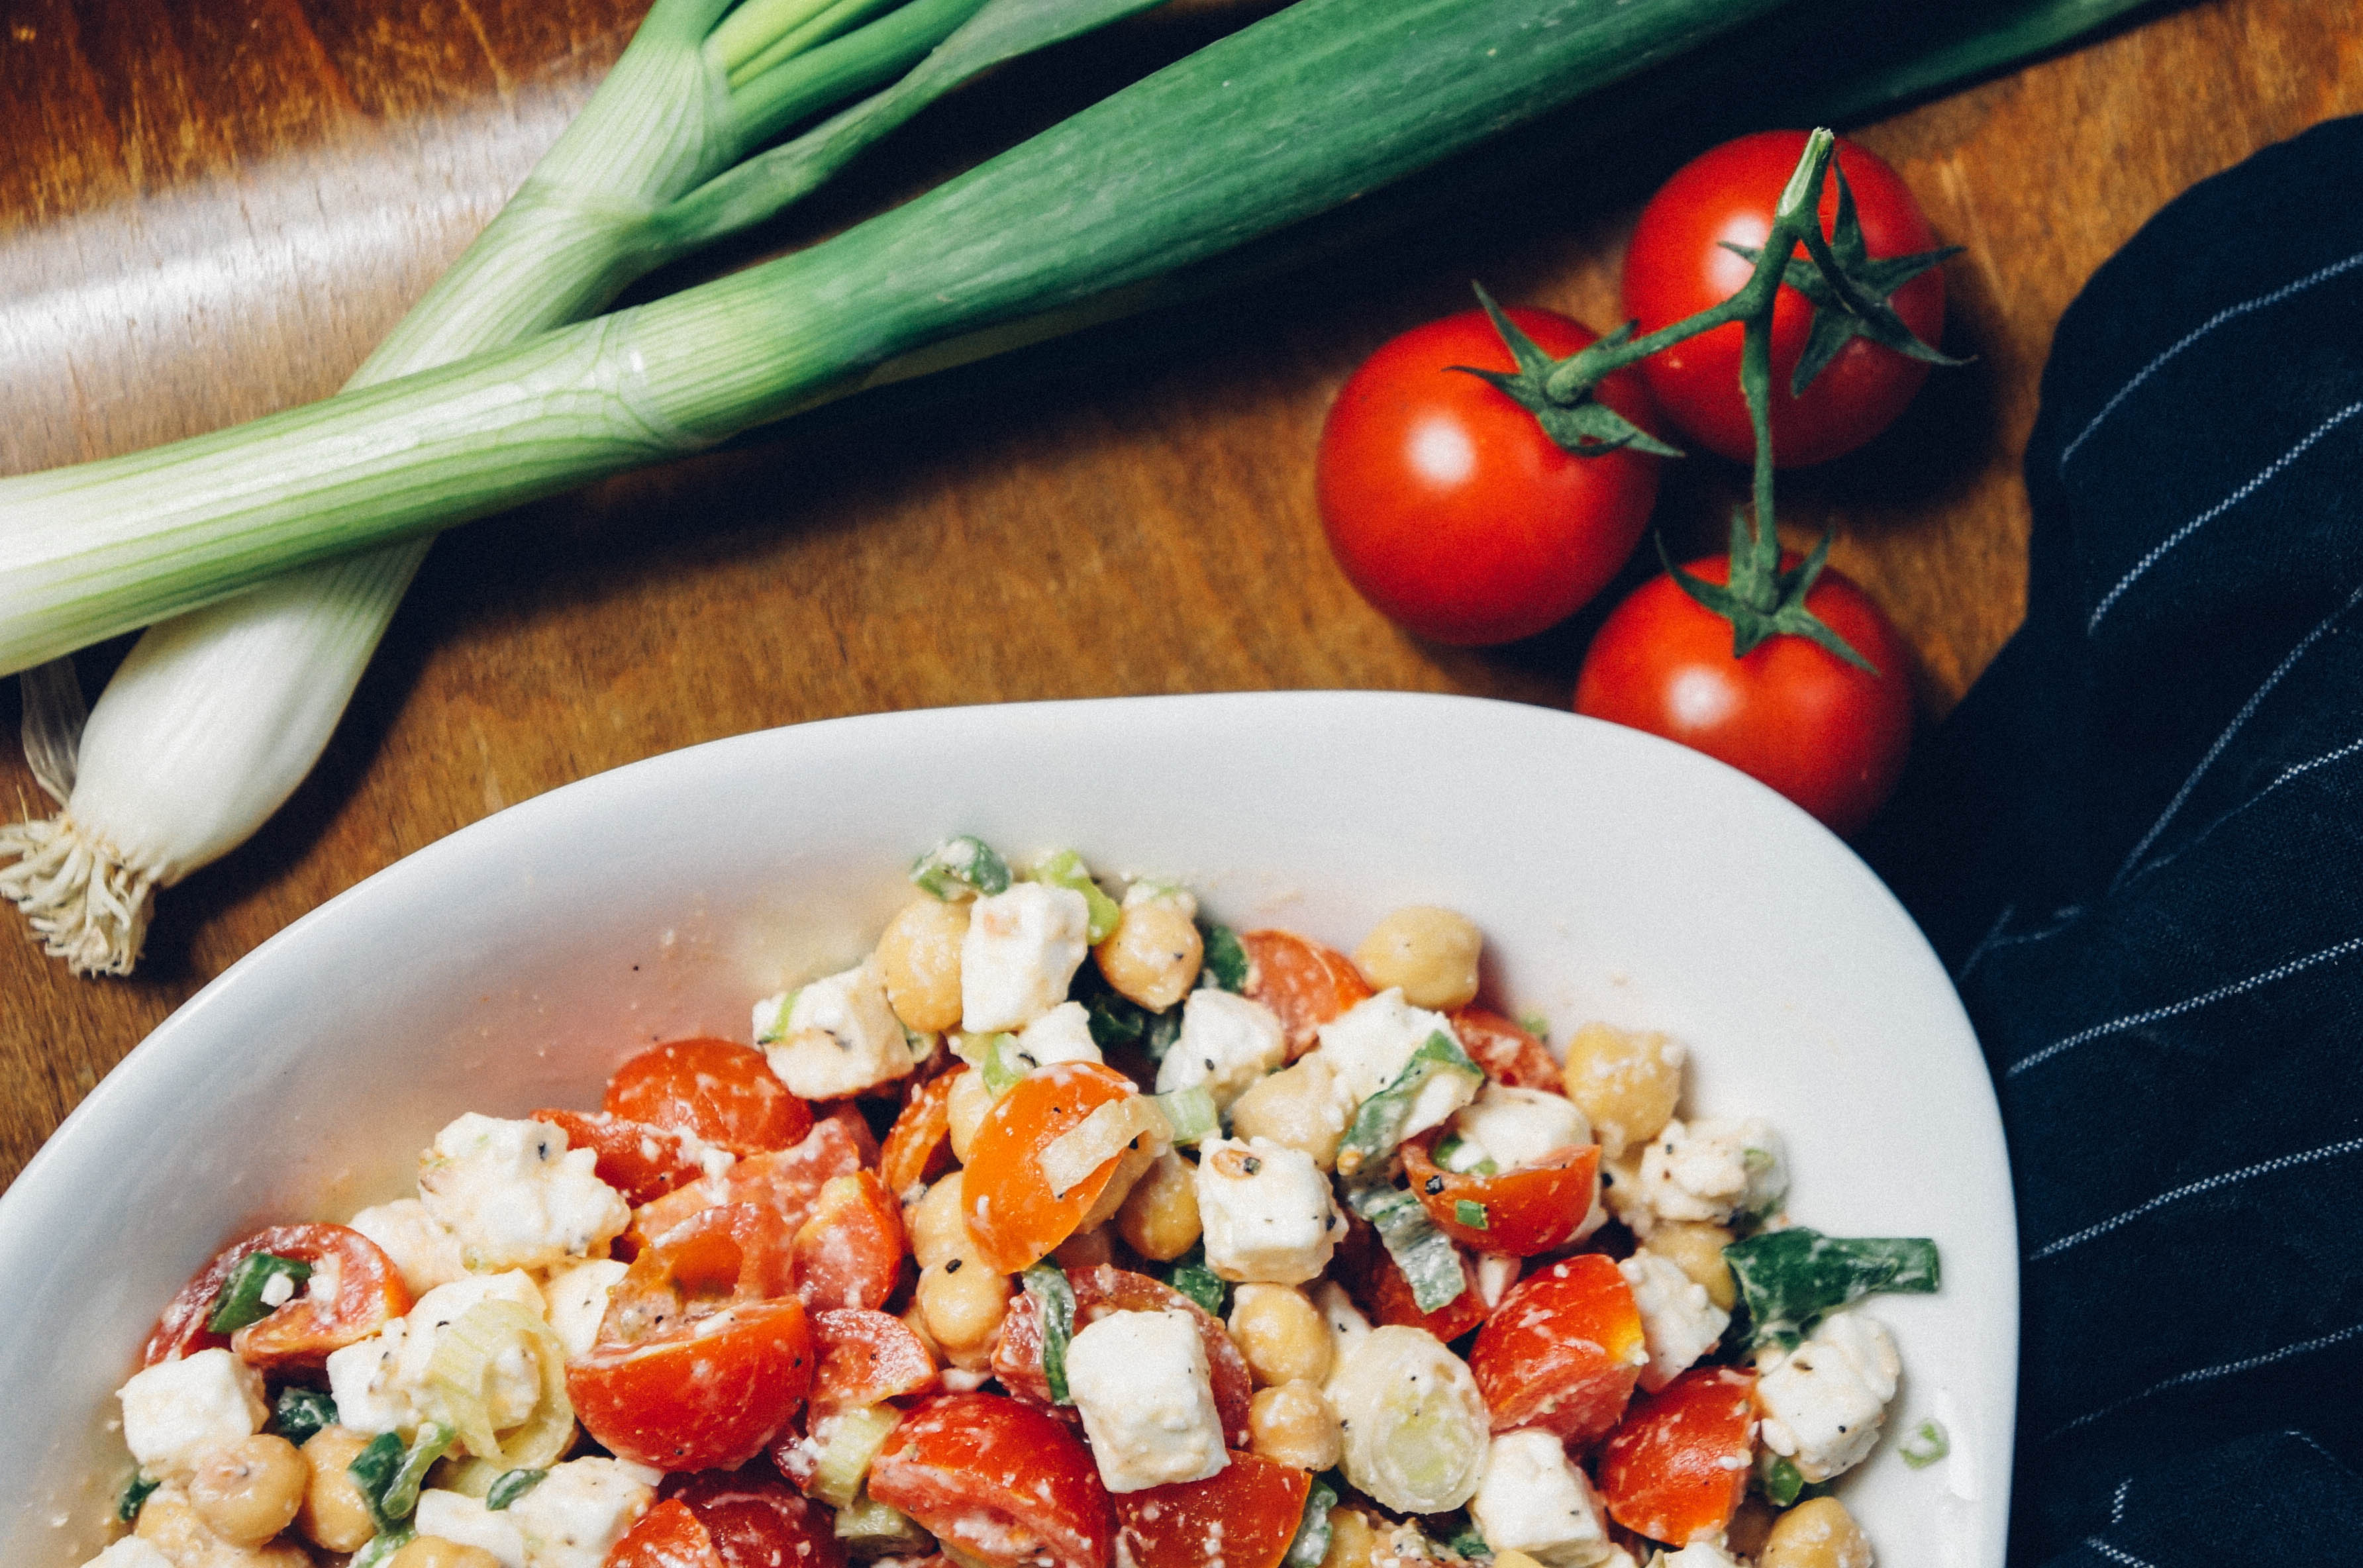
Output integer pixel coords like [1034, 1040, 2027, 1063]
[608, 1498, 715, 1568]
[1597, 1366, 1758, 1545]
[632, 1108, 874, 1253]
[1241, 930, 1373, 1057]
[960, 1064, 1138, 1274]
[791, 1171, 907, 1312]
[1113, 1452, 1311, 1568]
[1365, 1240, 1490, 1344]
[1448, 1009, 1561, 1090]
[880, 1068, 966, 1200]
[613, 1472, 848, 1568]
[572, 1294, 813, 1471]
[993, 1267, 1254, 1448]
[603, 1203, 795, 1344]
[869, 1393, 1115, 1568]
[534, 1107, 707, 1207]
[144, 1224, 409, 1369]
[607, 1038, 815, 1155]
[1402, 1136, 1600, 1257]
[808, 1308, 939, 1420]
[1469, 1254, 1645, 1447]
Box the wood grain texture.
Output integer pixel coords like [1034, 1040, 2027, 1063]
[1, 0, 2358, 1189]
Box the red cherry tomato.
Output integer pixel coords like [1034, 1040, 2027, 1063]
[790, 1170, 907, 1312]
[994, 1266, 1254, 1449]
[807, 1307, 940, 1420]
[533, 1108, 707, 1207]
[1112, 1452, 1311, 1568]
[1625, 130, 1945, 467]
[1364, 1239, 1491, 1344]
[1317, 307, 1664, 646]
[1402, 1136, 1599, 1257]
[606, 1038, 814, 1155]
[1597, 1365, 1759, 1545]
[1240, 930, 1373, 1058]
[611, 1472, 846, 1568]
[879, 1067, 966, 1200]
[631, 1107, 875, 1255]
[144, 1224, 409, 1370]
[1575, 553, 1914, 838]
[960, 1064, 1138, 1274]
[1447, 1009, 1561, 1091]
[868, 1392, 1117, 1568]
[1468, 1253, 1646, 1448]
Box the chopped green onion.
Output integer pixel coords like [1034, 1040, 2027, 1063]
[1336, 1032, 1482, 1177]
[350, 1530, 416, 1568]
[1452, 1199, 1489, 1231]
[979, 1032, 1027, 1096]
[1438, 1514, 1489, 1559]
[1283, 1475, 1338, 1568]
[756, 988, 801, 1046]
[1899, 1417, 1950, 1469]
[205, 1252, 311, 1334]
[1081, 987, 1146, 1052]
[1199, 923, 1250, 993]
[349, 1424, 455, 1535]
[1346, 1185, 1464, 1314]
[833, 1491, 932, 1551]
[808, 1404, 904, 1509]
[116, 1471, 159, 1524]
[485, 1467, 550, 1511]
[270, 1387, 338, 1448]
[1723, 1229, 1941, 1351]
[1032, 850, 1119, 942]
[1152, 1085, 1218, 1146]
[1162, 1241, 1228, 1318]
[1431, 1134, 1497, 1177]
[912, 835, 1011, 900]
[1515, 1012, 1551, 1042]
[1761, 1453, 1807, 1508]
[1023, 1261, 1079, 1404]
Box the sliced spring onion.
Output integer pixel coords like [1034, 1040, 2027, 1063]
[1030, 849, 1120, 943]
[911, 835, 1011, 900]
[1327, 1325, 1489, 1515]
[1898, 1417, 1950, 1470]
[1760, 1452, 1807, 1508]
[350, 1530, 415, 1568]
[205, 1252, 312, 1334]
[1452, 1199, 1489, 1232]
[1039, 1092, 1171, 1198]
[1722, 1229, 1940, 1351]
[485, 1467, 550, 1510]
[834, 1491, 932, 1551]
[1151, 1084, 1217, 1147]
[350, 1422, 455, 1534]
[808, 1404, 905, 1510]
[1022, 1261, 1079, 1404]
[1346, 1185, 1464, 1315]
[978, 1033, 1027, 1097]
[1161, 1242, 1228, 1319]
[1283, 1475, 1338, 1568]
[1336, 1032, 1483, 1178]
[1199, 922, 1250, 993]
[418, 1300, 575, 1467]
[116, 1471, 159, 1525]
[270, 1387, 338, 1449]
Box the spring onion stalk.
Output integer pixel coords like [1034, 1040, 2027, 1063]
[0, 0, 1162, 974]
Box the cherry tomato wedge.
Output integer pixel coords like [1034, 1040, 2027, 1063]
[868, 1392, 1116, 1568]
[144, 1224, 409, 1370]
[808, 1307, 939, 1420]
[632, 1108, 874, 1255]
[791, 1171, 907, 1313]
[879, 1067, 966, 1200]
[1365, 1239, 1491, 1344]
[1468, 1253, 1646, 1447]
[603, 1202, 795, 1344]
[1403, 1136, 1600, 1257]
[608, 1498, 719, 1568]
[571, 1295, 814, 1472]
[1113, 1452, 1311, 1568]
[960, 1063, 1138, 1274]
[613, 1472, 848, 1568]
[607, 1038, 814, 1155]
[534, 1107, 708, 1207]
[1597, 1365, 1759, 1545]
[1241, 930, 1372, 1058]
[1448, 1009, 1561, 1090]
[994, 1267, 1254, 1449]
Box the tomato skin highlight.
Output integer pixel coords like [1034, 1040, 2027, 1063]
[534, 1107, 707, 1206]
[1625, 130, 1945, 467]
[1468, 1253, 1646, 1448]
[1597, 1365, 1759, 1545]
[570, 1296, 815, 1472]
[807, 1306, 939, 1420]
[1112, 1451, 1311, 1568]
[1576, 554, 1914, 838]
[791, 1170, 907, 1312]
[606, 1037, 815, 1155]
[868, 1391, 1117, 1568]
[144, 1224, 409, 1369]
[1403, 1136, 1600, 1257]
[1317, 308, 1664, 646]
[1240, 930, 1373, 1058]
[959, 1063, 1138, 1273]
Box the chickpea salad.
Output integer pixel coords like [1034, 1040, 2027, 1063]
[89, 837, 1942, 1568]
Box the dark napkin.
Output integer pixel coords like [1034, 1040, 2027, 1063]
[1862, 117, 2363, 1565]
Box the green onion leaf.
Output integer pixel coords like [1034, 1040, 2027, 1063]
[1152, 1085, 1218, 1146]
[1723, 1229, 1940, 1351]
[1162, 1241, 1229, 1319]
[1032, 850, 1119, 943]
[1200, 923, 1250, 993]
[1337, 1032, 1482, 1177]
[1452, 1199, 1489, 1231]
[485, 1467, 549, 1511]
[1082, 987, 1145, 1050]
[979, 1033, 1027, 1096]
[1283, 1475, 1339, 1568]
[1023, 1260, 1079, 1405]
[205, 1252, 313, 1334]
[117, 1471, 160, 1524]
[270, 1387, 338, 1448]
[1899, 1417, 1950, 1469]
[1347, 1185, 1465, 1314]
[1438, 1514, 1489, 1559]
[1762, 1453, 1806, 1508]
[911, 836, 1010, 900]
[349, 1423, 454, 1533]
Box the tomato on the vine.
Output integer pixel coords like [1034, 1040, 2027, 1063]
[1575, 552, 1913, 838]
[1624, 130, 1946, 467]
[1316, 307, 1664, 646]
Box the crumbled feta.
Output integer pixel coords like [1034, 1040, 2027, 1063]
[417, 1114, 629, 1273]
[1196, 1137, 1338, 1285]
[416, 1488, 527, 1568]
[960, 883, 1091, 1032]
[1471, 1429, 1615, 1567]
[1313, 989, 1474, 1137]
[1444, 1085, 1589, 1173]
[1634, 1118, 1788, 1227]
[1657, 1545, 1741, 1568]
[506, 1457, 659, 1568]
[1476, 1251, 1521, 1309]
[1155, 990, 1287, 1108]
[1756, 1312, 1901, 1482]
[117, 1349, 266, 1479]
[348, 1197, 470, 1297]
[325, 1271, 548, 1436]
[1064, 1309, 1229, 1494]
[82, 1540, 175, 1568]
[1313, 1279, 1372, 1383]
[765, 959, 920, 1100]
[543, 1258, 629, 1360]
[1617, 1252, 1729, 1392]
[1013, 1001, 1105, 1071]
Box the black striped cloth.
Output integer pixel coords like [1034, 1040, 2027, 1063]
[1862, 117, 2363, 1567]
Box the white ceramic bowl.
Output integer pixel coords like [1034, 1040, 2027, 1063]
[0, 691, 2014, 1568]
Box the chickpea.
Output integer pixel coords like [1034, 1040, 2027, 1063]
[1559, 1021, 1685, 1159]
[1352, 906, 1482, 1010]
[138, 1480, 310, 1567]
[295, 1426, 379, 1553]
[901, 1298, 946, 1363]
[1095, 892, 1203, 1009]
[1642, 1220, 1738, 1312]
[946, 1067, 996, 1164]
[1227, 1057, 1348, 1170]
[1228, 1284, 1332, 1387]
[1248, 1381, 1343, 1471]
[1760, 1496, 1874, 1568]
[1489, 1555, 1548, 1568]
[878, 897, 969, 1033]
[189, 1435, 306, 1547]
[389, 1538, 506, 1568]
[1319, 1505, 1379, 1568]
[1116, 1149, 1203, 1261]
[917, 1255, 1011, 1370]
[908, 1172, 972, 1270]
[1078, 1144, 1155, 1232]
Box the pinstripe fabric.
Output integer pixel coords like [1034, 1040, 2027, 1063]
[1864, 118, 2363, 1565]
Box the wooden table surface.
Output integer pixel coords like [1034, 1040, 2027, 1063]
[1, 0, 2357, 1193]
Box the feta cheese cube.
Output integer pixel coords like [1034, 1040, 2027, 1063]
[1756, 1311, 1901, 1482]
[506, 1457, 659, 1568]
[327, 1271, 548, 1435]
[348, 1197, 469, 1298]
[1444, 1085, 1589, 1173]
[417, 1114, 629, 1273]
[544, 1258, 629, 1361]
[1196, 1137, 1338, 1285]
[1313, 990, 1473, 1137]
[117, 1349, 266, 1479]
[1634, 1118, 1788, 1227]
[1013, 1001, 1105, 1071]
[1064, 1309, 1229, 1494]
[83, 1540, 176, 1568]
[1155, 990, 1287, 1108]
[415, 1489, 527, 1568]
[326, 1322, 413, 1436]
[1471, 1429, 1615, 1567]
[1617, 1252, 1729, 1392]
[766, 959, 921, 1100]
[960, 882, 1091, 1032]
[1313, 1279, 1372, 1387]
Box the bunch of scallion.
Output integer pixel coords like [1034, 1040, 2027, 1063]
[1, 0, 2164, 975]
